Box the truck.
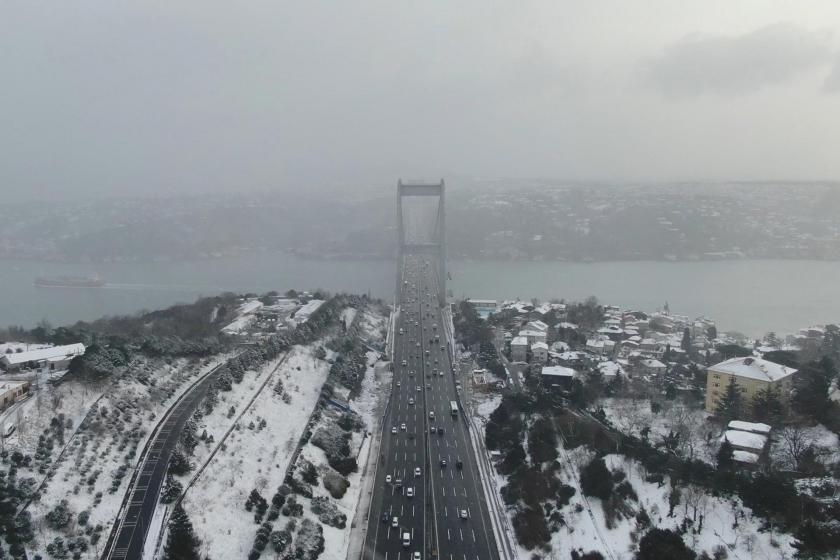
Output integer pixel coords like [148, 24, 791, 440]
[450, 401, 458, 416]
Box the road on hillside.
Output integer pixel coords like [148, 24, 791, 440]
[364, 255, 499, 560]
[101, 364, 224, 560]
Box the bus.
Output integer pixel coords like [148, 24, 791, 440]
[449, 401, 458, 416]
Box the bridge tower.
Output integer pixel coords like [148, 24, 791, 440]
[396, 179, 446, 307]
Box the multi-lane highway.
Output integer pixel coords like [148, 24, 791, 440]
[364, 255, 499, 560]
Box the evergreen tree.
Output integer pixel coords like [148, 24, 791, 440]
[681, 328, 691, 352]
[751, 385, 784, 426]
[164, 504, 201, 560]
[636, 528, 695, 560]
[716, 438, 734, 471]
[715, 376, 741, 422]
[580, 457, 613, 500]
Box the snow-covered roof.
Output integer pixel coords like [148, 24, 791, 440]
[0, 380, 29, 394]
[1, 343, 85, 366]
[541, 366, 576, 377]
[710, 356, 796, 383]
[727, 421, 771, 435]
[722, 430, 767, 451]
[511, 336, 528, 346]
[641, 359, 666, 369]
[556, 351, 583, 361]
[557, 322, 579, 330]
[237, 300, 264, 315]
[586, 339, 605, 349]
[598, 326, 623, 335]
[518, 329, 546, 338]
[531, 342, 548, 351]
[467, 299, 497, 305]
[526, 320, 549, 332]
[732, 450, 760, 464]
[598, 361, 624, 377]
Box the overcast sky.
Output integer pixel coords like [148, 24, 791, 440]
[3, 1, 840, 201]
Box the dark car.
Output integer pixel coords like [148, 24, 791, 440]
[381, 512, 390, 523]
[437, 427, 444, 436]
[456, 460, 463, 470]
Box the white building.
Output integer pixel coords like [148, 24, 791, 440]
[540, 365, 576, 389]
[293, 299, 325, 324]
[1, 344, 85, 373]
[510, 336, 529, 362]
[531, 342, 548, 363]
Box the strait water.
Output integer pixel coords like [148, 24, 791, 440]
[1, 254, 839, 337]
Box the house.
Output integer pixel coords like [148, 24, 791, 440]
[704, 356, 797, 414]
[518, 329, 547, 345]
[1, 344, 86, 373]
[640, 358, 666, 375]
[0, 380, 30, 411]
[586, 337, 615, 356]
[525, 320, 548, 333]
[555, 351, 585, 368]
[540, 365, 576, 390]
[531, 342, 548, 363]
[597, 361, 625, 379]
[510, 336, 529, 362]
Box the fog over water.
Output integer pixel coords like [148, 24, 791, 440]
[3, 255, 839, 337]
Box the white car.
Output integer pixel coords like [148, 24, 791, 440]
[386, 474, 392, 483]
[416, 386, 421, 392]
[400, 423, 406, 431]
[408, 398, 414, 405]
[397, 381, 401, 387]
[413, 552, 421, 560]
[406, 487, 414, 498]
[460, 509, 468, 519]
[414, 467, 421, 477]
[392, 516, 399, 528]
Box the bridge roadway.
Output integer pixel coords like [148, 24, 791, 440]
[364, 255, 499, 560]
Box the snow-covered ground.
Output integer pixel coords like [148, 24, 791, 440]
[181, 346, 331, 558]
[23, 355, 228, 559]
[598, 397, 718, 464]
[547, 450, 796, 560]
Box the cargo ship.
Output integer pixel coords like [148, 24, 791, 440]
[34, 275, 105, 288]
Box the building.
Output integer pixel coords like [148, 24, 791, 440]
[293, 299, 325, 324]
[518, 329, 547, 345]
[531, 342, 548, 363]
[540, 365, 576, 390]
[510, 336, 528, 362]
[0, 380, 30, 411]
[704, 356, 797, 414]
[640, 358, 667, 376]
[721, 428, 768, 465]
[1, 344, 85, 373]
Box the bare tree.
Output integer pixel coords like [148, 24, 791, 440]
[779, 423, 814, 471]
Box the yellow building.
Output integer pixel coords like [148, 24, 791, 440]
[705, 356, 796, 414]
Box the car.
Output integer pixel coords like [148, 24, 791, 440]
[440, 460, 447, 468]
[408, 398, 414, 405]
[416, 342, 420, 347]
[395, 478, 403, 487]
[429, 411, 435, 419]
[456, 460, 463, 470]
[430, 426, 436, 434]
[396, 381, 401, 387]
[440, 345, 445, 351]
[426, 384, 431, 389]
[400, 423, 406, 431]
[392, 516, 399, 528]
[386, 474, 392, 483]
[413, 552, 421, 560]
[438, 427, 444, 436]
[439, 371, 443, 377]
[382, 512, 390, 523]
[414, 467, 421, 477]
[460, 509, 468, 519]
[391, 427, 397, 434]
[416, 385, 421, 392]
[402, 532, 411, 547]
[406, 487, 414, 497]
